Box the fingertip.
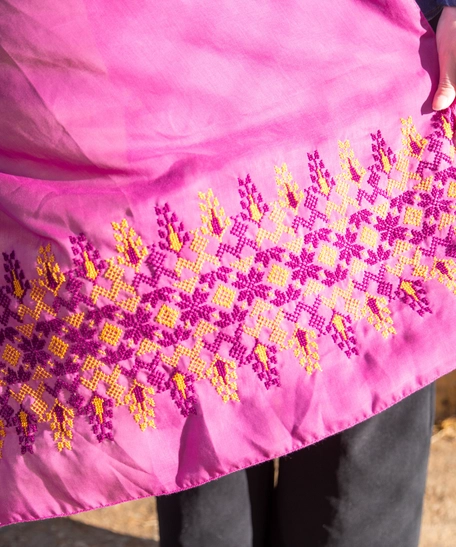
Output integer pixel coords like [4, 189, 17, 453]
[432, 93, 455, 111]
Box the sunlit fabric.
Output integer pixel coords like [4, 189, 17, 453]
[0, 0, 453, 527]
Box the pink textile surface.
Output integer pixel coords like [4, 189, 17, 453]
[0, 0, 454, 527]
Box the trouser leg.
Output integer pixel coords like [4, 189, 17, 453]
[156, 459, 274, 547]
[270, 383, 435, 547]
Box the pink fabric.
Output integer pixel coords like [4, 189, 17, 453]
[0, 0, 452, 526]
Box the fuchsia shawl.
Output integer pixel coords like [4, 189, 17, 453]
[0, 0, 453, 526]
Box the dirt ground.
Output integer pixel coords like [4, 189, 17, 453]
[419, 418, 456, 547]
[0, 420, 455, 547]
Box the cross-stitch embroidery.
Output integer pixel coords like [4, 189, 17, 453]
[1, 111, 455, 456]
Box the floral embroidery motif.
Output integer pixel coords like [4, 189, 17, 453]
[0, 111, 455, 456]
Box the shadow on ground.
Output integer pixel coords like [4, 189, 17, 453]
[0, 518, 158, 547]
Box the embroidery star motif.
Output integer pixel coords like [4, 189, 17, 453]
[119, 307, 156, 343]
[333, 229, 364, 265]
[18, 335, 49, 369]
[233, 268, 271, 305]
[285, 248, 322, 285]
[418, 186, 451, 220]
[176, 288, 216, 326]
[374, 213, 407, 247]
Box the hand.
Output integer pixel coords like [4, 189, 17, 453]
[433, 7, 456, 110]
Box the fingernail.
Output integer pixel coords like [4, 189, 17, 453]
[433, 96, 448, 110]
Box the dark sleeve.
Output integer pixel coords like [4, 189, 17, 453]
[415, 0, 456, 24]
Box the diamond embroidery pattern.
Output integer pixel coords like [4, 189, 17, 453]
[0, 111, 455, 456]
